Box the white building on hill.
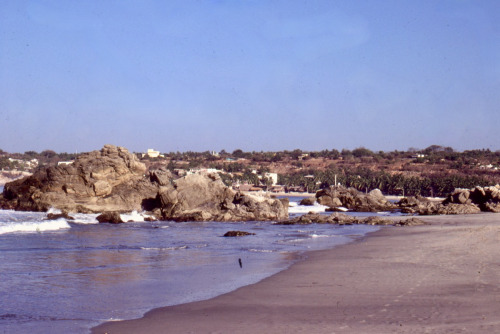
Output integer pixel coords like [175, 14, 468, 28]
[142, 149, 164, 158]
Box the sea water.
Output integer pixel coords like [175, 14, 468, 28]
[0, 193, 380, 334]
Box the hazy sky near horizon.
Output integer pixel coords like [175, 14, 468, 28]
[1, 0, 499, 154]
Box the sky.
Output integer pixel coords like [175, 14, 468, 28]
[1, 0, 499, 154]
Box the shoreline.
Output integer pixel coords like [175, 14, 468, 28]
[92, 212, 500, 333]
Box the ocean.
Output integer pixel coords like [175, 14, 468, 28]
[0, 191, 383, 334]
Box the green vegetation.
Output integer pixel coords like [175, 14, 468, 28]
[2, 145, 499, 197]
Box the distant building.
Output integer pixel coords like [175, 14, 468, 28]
[8, 158, 38, 169]
[142, 149, 164, 158]
[57, 161, 73, 166]
[210, 151, 220, 157]
[186, 168, 223, 175]
[264, 172, 278, 186]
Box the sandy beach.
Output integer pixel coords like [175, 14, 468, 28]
[92, 213, 500, 334]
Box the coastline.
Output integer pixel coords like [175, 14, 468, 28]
[92, 212, 500, 333]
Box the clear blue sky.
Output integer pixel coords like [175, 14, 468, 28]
[1, 0, 499, 154]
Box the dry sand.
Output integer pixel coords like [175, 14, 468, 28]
[92, 213, 500, 334]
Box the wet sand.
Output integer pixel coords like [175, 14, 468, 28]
[92, 213, 500, 334]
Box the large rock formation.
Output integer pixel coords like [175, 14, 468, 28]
[0, 145, 156, 213]
[316, 186, 396, 212]
[0, 145, 288, 222]
[396, 185, 500, 215]
[155, 172, 288, 221]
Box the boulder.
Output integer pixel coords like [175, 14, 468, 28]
[0, 145, 156, 213]
[157, 173, 288, 221]
[96, 211, 124, 224]
[400, 185, 500, 215]
[45, 211, 74, 221]
[316, 186, 395, 212]
[299, 197, 316, 206]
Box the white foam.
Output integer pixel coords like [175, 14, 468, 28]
[0, 219, 71, 234]
[248, 248, 276, 253]
[288, 202, 329, 214]
[120, 210, 155, 222]
[72, 213, 99, 224]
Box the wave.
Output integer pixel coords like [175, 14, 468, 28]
[288, 202, 329, 214]
[0, 219, 71, 234]
[120, 210, 155, 222]
[248, 248, 276, 253]
[140, 245, 188, 251]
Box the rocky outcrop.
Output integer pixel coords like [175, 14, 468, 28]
[398, 185, 500, 215]
[276, 212, 426, 227]
[444, 185, 500, 213]
[0, 145, 155, 213]
[155, 173, 288, 221]
[0, 145, 288, 222]
[316, 186, 396, 212]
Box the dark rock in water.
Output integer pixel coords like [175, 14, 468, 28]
[96, 211, 124, 224]
[223, 231, 256, 237]
[299, 197, 316, 206]
[316, 186, 395, 212]
[0, 145, 288, 222]
[45, 212, 74, 220]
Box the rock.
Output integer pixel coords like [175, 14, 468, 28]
[299, 197, 316, 206]
[45, 212, 74, 220]
[0, 145, 288, 222]
[223, 231, 256, 237]
[276, 212, 418, 226]
[276, 212, 357, 225]
[96, 211, 124, 224]
[400, 185, 500, 215]
[157, 173, 288, 222]
[363, 216, 393, 225]
[0, 145, 156, 213]
[394, 218, 427, 226]
[316, 186, 395, 212]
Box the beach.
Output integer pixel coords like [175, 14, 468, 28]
[93, 213, 500, 334]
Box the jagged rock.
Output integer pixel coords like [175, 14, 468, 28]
[96, 211, 124, 224]
[0, 145, 156, 213]
[299, 197, 316, 206]
[158, 173, 288, 222]
[399, 185, 500, 215]
[223, 231, 256, 237]
[316, 186, 395, 212]
[0, 145, 288, 222]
